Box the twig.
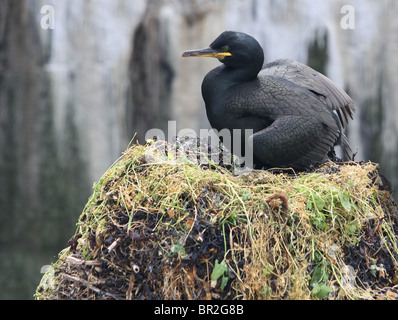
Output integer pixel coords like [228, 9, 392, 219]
[66, 256, 101, 266]
[107, 237, 121, 252]
[126, 272, 135, 300]
[62, 273, 120, 299]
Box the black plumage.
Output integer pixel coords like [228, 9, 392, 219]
[182, 31, 355, 170]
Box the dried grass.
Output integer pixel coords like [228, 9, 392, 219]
[35, 139, 398, 300]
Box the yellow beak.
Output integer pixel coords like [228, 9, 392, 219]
[182, 47, 232, 60]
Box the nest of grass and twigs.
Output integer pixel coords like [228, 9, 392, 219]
[35, 138, 398, 300]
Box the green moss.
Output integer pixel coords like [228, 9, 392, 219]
[35, 140, 398, 300]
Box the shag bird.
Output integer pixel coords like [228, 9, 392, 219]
[182, 31, 355, 170]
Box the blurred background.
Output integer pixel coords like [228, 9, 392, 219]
[1, 0, 397, 299]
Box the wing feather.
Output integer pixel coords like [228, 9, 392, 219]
[260, 59, 355, 128]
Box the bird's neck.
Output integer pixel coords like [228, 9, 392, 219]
[221, 64, 260, 83]
[202, 65, 259, 105]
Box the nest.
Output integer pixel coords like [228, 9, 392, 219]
[35, 139, 398, 300]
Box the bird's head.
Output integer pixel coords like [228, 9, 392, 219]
[182, 31, 264, 72]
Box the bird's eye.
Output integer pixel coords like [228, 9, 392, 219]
[221, 46, 230, 52]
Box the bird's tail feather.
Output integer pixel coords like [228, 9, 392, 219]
[340, 133, 353, 161]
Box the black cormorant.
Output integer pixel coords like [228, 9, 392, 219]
[182, 31, 355, 170]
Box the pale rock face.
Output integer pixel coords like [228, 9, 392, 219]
[11, 0, 395, 182]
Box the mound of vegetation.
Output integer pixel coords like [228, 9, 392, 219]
[35, 139, 398, 300]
